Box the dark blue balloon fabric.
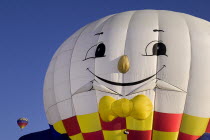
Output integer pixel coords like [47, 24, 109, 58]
[198, 133, 210, 140]
[19, 129, 70, 140]
[19, 130, 209, 140]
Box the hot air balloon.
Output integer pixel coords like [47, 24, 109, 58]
[17, 118, 28, 130]
[43, 10, 210, 140]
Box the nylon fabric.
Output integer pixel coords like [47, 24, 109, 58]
[53, 120, 66, 134]
[43, 10, 210, 140]
[126, 113, 153, 130]
[103, 129, 127, 140]
[179, 114, 209, 136]
[69, 133, 84, 140]
[76, 112, 102, 133]
[152, 130, 178, 140]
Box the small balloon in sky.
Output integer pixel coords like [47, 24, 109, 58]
[17, 118, 28, 130]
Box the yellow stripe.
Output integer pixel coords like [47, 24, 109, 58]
[20, 126, 25, 129]
[152, 130, 178, 140]
[69, 133, 84, 140]
[77, 112, 102, 133]
[53, 120, 67, 134]
[180, 113, 209, 135]
[126, 112, 153, 130]
[103, 129, 127, 140]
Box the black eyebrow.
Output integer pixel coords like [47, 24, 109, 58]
[153, 29, 164, 32]
[94, 32, 103, 35]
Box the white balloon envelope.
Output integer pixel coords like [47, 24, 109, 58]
[43, 10, 210, 140]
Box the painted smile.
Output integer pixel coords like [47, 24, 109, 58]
[87, 65, 166, 86]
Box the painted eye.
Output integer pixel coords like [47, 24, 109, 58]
[152, 43, 166, 56]
[95, 43, 106, 57]
[143, 41, 167, 57]
[84, 42, 106, 61]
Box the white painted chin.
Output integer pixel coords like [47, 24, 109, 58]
[73, 78, 186, 97]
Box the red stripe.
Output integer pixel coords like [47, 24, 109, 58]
[82, 130, 104, 140]
[62, 116, 81, 136]
[18, 123, 28, 126]
[153, 111, 182, 132]
[100, 116, 126, 130]
[18, 122, 28, 128]
[178, 132, 200, 140]
[206, 119, 210, 133]
[127, 130, 151, 140]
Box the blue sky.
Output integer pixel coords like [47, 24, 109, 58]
[1, 0, 210, 139]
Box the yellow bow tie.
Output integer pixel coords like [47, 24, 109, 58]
[99, 95, 153, 122]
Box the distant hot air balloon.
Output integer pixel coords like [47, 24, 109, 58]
[17, 118, 28, 130]
[43, 10, 210, 140]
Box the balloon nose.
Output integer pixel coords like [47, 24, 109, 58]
[118, 55, 130, 73]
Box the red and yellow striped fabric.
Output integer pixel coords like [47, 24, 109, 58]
[152, 111, 182, 140]
[51, 112, 153, 140]
[206, 119, 210, 133]
[178, 114, 209, 140]
[50, 111, 209, 140]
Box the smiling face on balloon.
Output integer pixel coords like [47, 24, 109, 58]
[44, 10, 210, 140]
[86, 40, 167, 87]
[71, 11, 188, 97]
